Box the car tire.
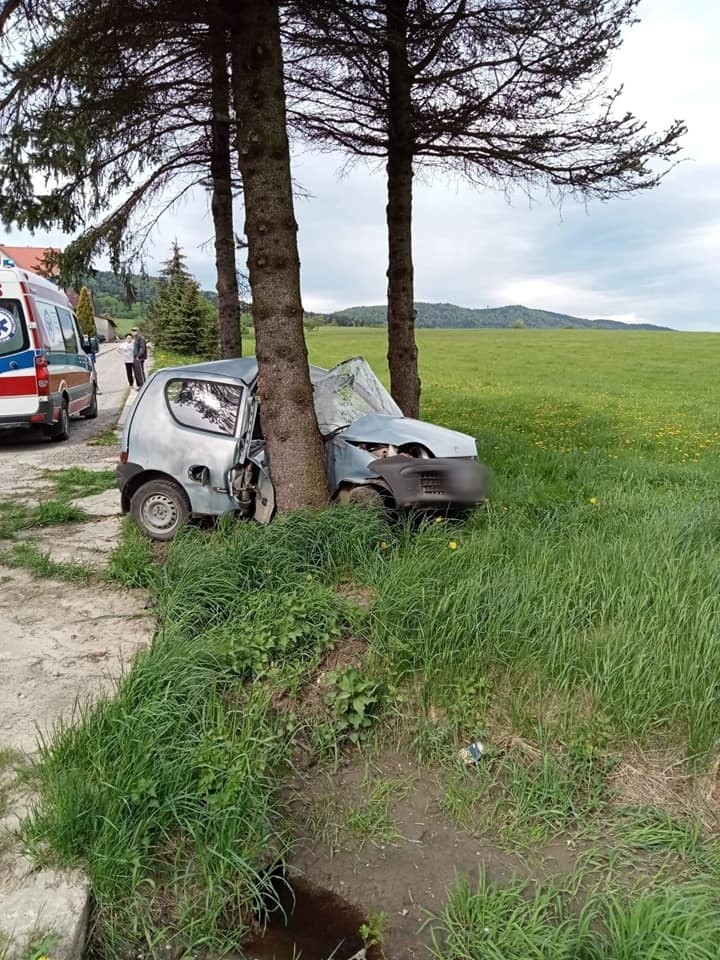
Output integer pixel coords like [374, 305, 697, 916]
[48, 400, 70, 442]
[81, 387, 98, 419]
[130, 478, 191, 541]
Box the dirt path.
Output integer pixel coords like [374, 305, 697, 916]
[0, 348, 154, 959]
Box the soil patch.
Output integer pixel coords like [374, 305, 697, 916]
[274, 637, 369, 720]
[288, 749, 583, 960]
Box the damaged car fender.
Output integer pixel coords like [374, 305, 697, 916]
[325, 435, 388, 497]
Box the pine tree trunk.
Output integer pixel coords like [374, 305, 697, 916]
[209, 17, 242, 359]
[386, 0, 421, 419]
[229, 0, 329, 512]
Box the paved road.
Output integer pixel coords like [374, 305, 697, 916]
[0, 345, 131, 490]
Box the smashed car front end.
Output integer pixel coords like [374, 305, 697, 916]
[325, 416, 490, 510]
[313, 357, 490, 510]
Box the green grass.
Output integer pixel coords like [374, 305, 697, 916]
[2, 542, 94, 582]
[304, 772, 410, 852]
[0, 499, 86, 539]
[23, 508, 386, 957]
[430, 871, 720, 959]
[23, 329, 720, 956]
[88, 427, 120, 447]
[43, 466, 116, 500]
[0, 468, 112, 540]
[105, 518, 156, 588]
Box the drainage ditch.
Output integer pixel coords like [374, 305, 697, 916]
[243, 870, 384, 959]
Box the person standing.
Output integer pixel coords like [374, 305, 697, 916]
[117, 334, 136, 387]
[132, 326, 147, 387]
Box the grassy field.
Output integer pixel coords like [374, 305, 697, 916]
[25, 329, 720, 957]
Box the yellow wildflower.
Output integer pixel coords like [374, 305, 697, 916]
[589, 497, 599, 505]
[380, 541, 389, 550]
[448, 540, 458, 550]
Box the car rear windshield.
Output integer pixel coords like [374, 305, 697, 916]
[0, 299, 29, 358]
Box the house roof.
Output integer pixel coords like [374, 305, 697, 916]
[0, 245, 60, 276]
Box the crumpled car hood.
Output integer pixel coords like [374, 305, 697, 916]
[338, 414, 478, 458]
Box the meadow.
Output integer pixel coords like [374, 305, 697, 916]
[25, 328, 720, 958]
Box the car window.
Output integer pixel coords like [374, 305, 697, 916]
[165, 379, 242, 436]
[56, 306, 80, 353]
[0, 299, 29, 357]
[37, 303, 65, 352]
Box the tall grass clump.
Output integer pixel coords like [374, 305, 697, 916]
[25, 654, 283, 956]
[105, 518, 157, 588]
[366, 483, 720, 756]
[430, 872, 720, 959]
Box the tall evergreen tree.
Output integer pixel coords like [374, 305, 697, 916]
[229, 0, 329, 510]
[75, 285, 96, 336]
[147, 242, 219, 358]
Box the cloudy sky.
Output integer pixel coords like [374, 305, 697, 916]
[8, 0, 719, 330]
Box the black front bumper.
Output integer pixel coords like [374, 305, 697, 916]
[369, 456, 489, 508]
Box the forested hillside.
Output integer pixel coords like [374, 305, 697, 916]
[329, 302, 672, 331]
[86, 270, 217, 321]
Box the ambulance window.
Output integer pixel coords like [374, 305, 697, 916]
[56, 307, 80, 353]
[38, 304, 65, 352]
[0, 299, 28, 357]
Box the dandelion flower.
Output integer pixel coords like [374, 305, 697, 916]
[306, 573, 314, 581]
[380, 541, 389, 550]
[449, 540, 458, 550]
[589, 497, 599, 505]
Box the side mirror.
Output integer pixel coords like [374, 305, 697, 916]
[90, 336, 99, 353]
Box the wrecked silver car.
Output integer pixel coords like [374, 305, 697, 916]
[117, 356, 489, 539]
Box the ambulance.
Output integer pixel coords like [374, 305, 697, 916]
[0, 265, 99, 441]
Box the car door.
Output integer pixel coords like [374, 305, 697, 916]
[163, 376, 246, 516]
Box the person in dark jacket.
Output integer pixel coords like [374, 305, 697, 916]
[131, 327, 147, 387]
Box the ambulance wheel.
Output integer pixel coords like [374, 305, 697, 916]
[48, 401, 70, 442]
[81, 387, 98, 419]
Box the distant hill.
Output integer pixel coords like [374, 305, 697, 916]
[329, 302, 673, 332]
[83, 273, 672, 333]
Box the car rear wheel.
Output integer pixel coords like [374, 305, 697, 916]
[47, 400, 70, 442]
[130, 478, 191, 541]
[81, 387, 98, 419]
